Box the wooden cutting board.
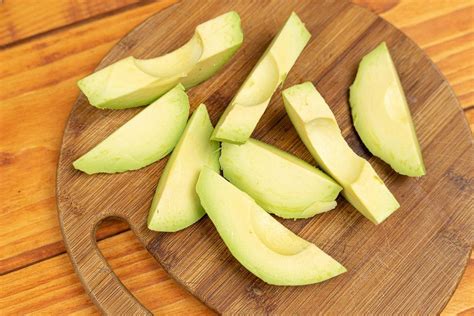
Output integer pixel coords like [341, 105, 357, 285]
[56, 0, 474, 314]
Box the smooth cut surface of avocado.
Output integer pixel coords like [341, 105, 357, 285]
[196, 167, 346, 285]
[79, 11, 243, 109]
[147, 104, 220, 232]
[211, 12, 311, 144]
[73, 84, 189, 174]
[350, 42, 425, 177]
[220, 139, 341, 219]
[283, 82, 399, 224]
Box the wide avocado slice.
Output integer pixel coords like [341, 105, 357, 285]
[196, 167, 346, 285]
[73, 84, 189, 174]
[349, 42, 425, 177]
[79, 11, 243, 109]
[220, 138, 341, 219]
[148, 104, 220, 232]
[283, 82, 399, 224]
[211, 12, 310, 144]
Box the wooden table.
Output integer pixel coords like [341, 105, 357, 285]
[0, 0, 472, 314]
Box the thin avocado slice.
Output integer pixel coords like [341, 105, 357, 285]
[147, 104, 219, 232]
[211, 12, 311, 144]
[283, 82, 400, 224]
[196, 167, 346, 285]
[349, 42, 425, 176]
[79, 11, 243, 109]
[220, 139, 342, 219]
[73, 84, 189, 174]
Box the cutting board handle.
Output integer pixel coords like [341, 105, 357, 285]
[61, 214, 151, 315]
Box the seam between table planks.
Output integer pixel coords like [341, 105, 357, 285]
[0, 225, 130, 276]
[0, 0, 179, 49]
[0, 229, 211, 315]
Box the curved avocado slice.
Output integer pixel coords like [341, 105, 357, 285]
[211, 12, 311, 144]
[349, 42, 425, 177]
[196, 167, 346, 285]
[147, 104, 220, 232]
[283, 82, 399, 224]
[220, 139, 342, 219]
[73, 84, 189, 174]
[78, 11, 243, 109]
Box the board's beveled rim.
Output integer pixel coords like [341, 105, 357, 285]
[56, 0, 473, 314]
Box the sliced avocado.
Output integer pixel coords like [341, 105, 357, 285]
[147, 104, 219, 232]
[73, 84, 189, 174]
[283, 82, 399, 224]
[349, 42, 425, 176]
[220, 139, 342, 219]
[196, 167, 346, 285]
[211, 12, 310, 144]
[79, 11, 243, 109]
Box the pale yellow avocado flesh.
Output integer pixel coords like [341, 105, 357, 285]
[196, 168, 346, 285]
[220, 139, 342, 219]
[73, 84, 189, 174]
[350, 42, 425, 176]
[282, 82, 399, 224]
[78, 11, 243, 109]
[147, 104, 220, 232]
[211, 12, 311, 144]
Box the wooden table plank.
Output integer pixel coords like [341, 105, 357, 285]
[465, 109, 474, 132]
[0, 0, 472, 314]
[0, 0, 146, 46]
[443, 252, 474, 315]
[0, 231, 471, 315]
[0, 231, 209, 315]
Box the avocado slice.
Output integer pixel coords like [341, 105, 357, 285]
[79, 11, 243, 109]
[211, 12, 310, 144]
[73, 84, 189, 174]
[220, 139, 342, 219]
[196, 167, 346, 285]
[147, 104, 220, 232]
[282, 82, 399, 224]
[349, 42, 425, 176]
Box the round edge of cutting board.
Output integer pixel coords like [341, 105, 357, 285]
[56, 0, 473, 314]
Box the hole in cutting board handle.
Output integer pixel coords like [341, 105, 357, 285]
[95, 217, 155, 313]
[62, 213, 151, 315]
[95, 217, 209, 314]
[92, 216, 153, 315]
